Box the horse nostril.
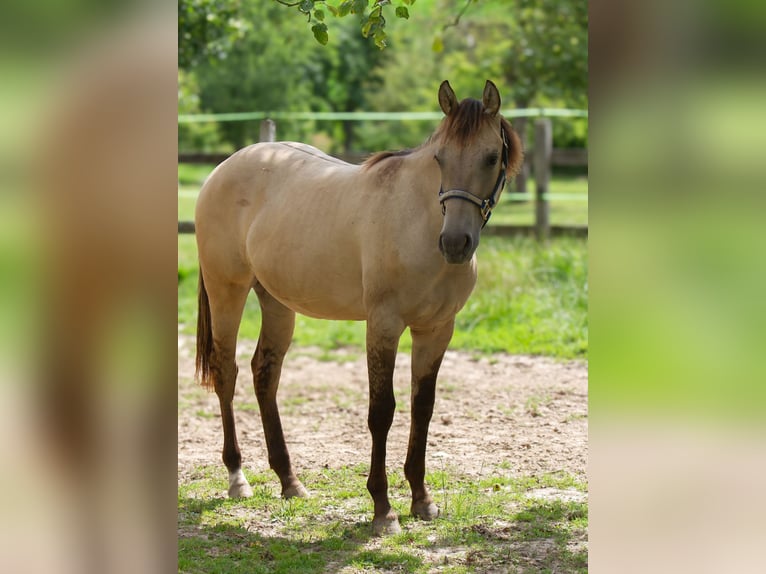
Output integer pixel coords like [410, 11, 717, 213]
[462, 234, 473, 254]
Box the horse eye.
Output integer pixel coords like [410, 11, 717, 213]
[486, 153, 499, 167]
[434, 154, 442, 165]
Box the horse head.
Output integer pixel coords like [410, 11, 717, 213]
[435, 80, 523, 264]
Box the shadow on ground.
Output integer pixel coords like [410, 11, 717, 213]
[178, 491, 587, 573]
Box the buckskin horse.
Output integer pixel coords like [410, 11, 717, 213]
[195, 80, 523, 535]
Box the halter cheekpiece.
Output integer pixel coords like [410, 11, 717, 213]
[438, 127, 510, 228]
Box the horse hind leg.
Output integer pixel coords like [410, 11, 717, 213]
[197, 269, 253, 498]
[405, 320, 455, 521]
[252, 283, 308, 499]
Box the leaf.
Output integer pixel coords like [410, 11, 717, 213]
[326, 4, 338, 16]
[352, 0, 367, 15]
[312, 22, 329, 45]
[432, 35, 443, 52]
[374, 29, 388, 49]
[313, 8, 324, 21]
[395, 6, 409, 19]
[299, 0, 314, 15]
[361, 16, 373, 38]
[362, 12, 383, 38]
[337, 1, 352, 17]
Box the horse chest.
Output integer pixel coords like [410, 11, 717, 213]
[365, 258, 477, 327]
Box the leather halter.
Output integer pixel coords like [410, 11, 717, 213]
[438, 127, 509, 228]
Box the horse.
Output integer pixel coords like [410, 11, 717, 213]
[194, 80, 523, 535]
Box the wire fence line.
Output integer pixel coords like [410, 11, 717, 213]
[178, 108, 588, 124]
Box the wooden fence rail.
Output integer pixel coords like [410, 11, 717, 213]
[178, 118, 587, 239]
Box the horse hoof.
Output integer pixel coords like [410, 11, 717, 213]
[412, 500, 440, 521]
[372, 513, 402, 536]
[282, 483, 309, 499]
[229, 483, 254, 498]
[227, 469, 253, 498]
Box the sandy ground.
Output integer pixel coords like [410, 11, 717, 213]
[178, 334, 588, 486]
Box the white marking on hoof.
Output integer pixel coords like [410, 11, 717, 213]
[227, 469, 253, 498]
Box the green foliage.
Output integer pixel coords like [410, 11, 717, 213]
[185, 2, 388, 152]
[274, 0, 411, 49]
[179, 0, 246, 69]
[179, 0, 588, 152]
[501, 0, 588, 107]
[178, 70, 231, 152]
[192, 1, 332, 149]
[421, 0, 589, 152]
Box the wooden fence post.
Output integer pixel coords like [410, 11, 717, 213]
[260, 119, 276, 142]
[533, 118, 552, 241]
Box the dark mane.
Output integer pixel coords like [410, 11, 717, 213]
[363, 148, 414, 170]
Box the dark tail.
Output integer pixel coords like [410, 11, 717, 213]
[195, 268, 215, 390]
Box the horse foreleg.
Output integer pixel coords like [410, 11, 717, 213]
[405, 320, 454, 521]
[366, 314, 405, 536]
[252, 285, 307, 499]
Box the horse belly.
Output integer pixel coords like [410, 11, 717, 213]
[247, 220, 366, 321]
[261, 272, 366, 320]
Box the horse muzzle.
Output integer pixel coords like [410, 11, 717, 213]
[438, 229, 477, 264]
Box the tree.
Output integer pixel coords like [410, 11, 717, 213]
[193, 1, 325, 148]
[178, 70, 230, 152]
[179, 0, 587, 156]
[437, 0, 588, 189]
[501, 0, 588, 190]
[312, 21, 385, 152]
[179, 0, 246, 70]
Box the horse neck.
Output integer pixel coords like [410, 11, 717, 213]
[404, 141, 441, 195]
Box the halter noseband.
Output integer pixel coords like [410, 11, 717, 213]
[438, 128, 510, 228]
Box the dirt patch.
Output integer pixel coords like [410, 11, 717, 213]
[178, 334, 587, 485]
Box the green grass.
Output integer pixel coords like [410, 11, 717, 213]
[178, 465, 587, 573]
[179, 163, 218, 187]
[491, 175, 589, 227]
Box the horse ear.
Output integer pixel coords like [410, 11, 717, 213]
[438, 80, 458, 116]
[482, 80, 501, 116]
